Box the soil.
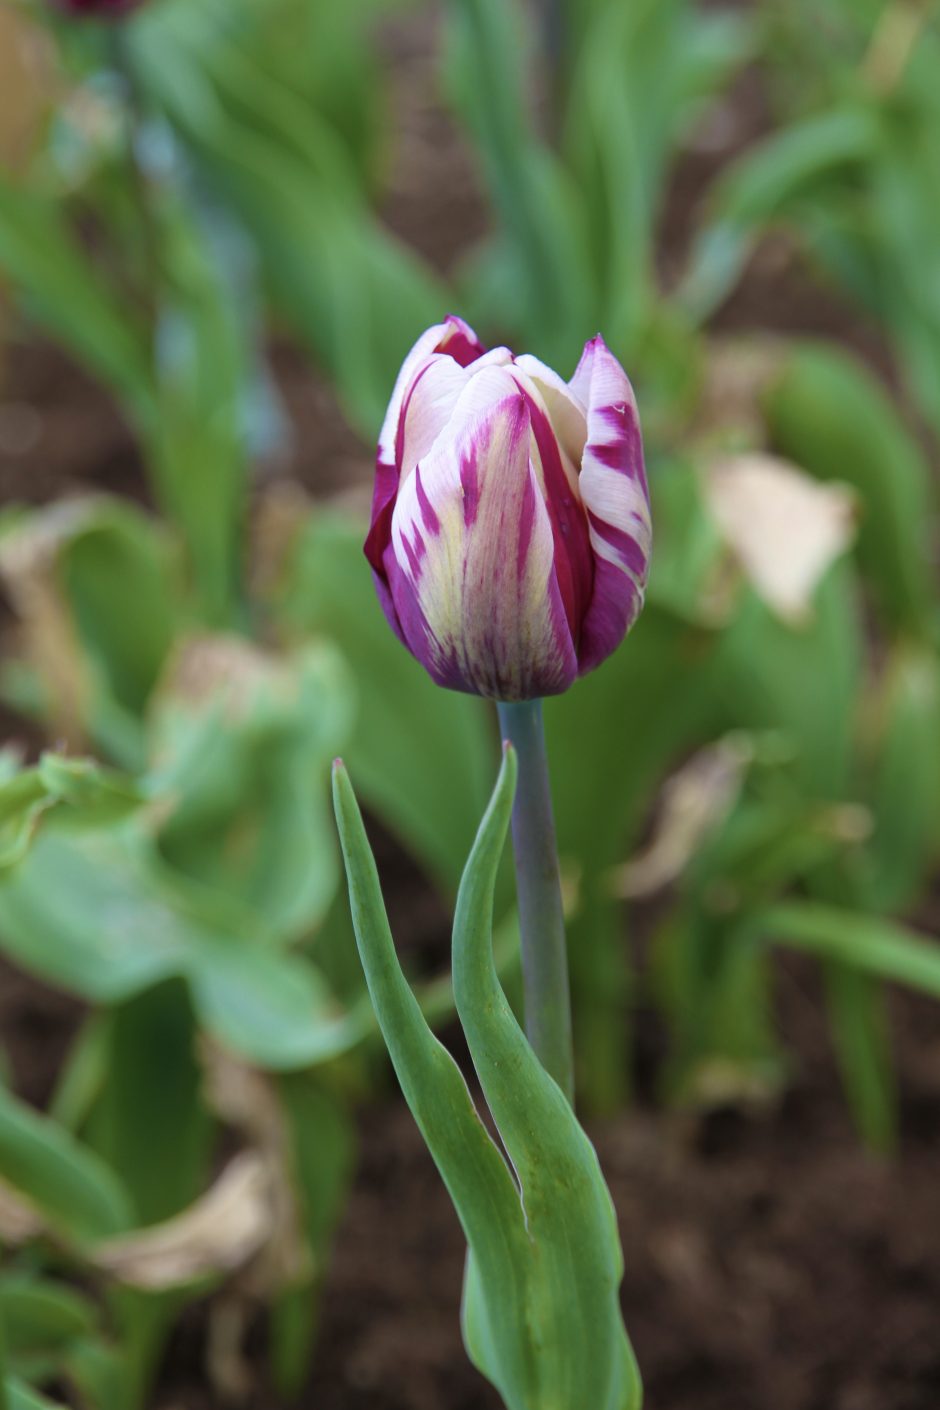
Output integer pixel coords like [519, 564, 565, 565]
[304, 982, 940, 1410]
[143, 968, 940, 1410]
[2, 5, 940, 1410]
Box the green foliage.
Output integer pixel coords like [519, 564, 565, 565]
[763, 344, 938, 638]
[0, 178, 152, 421]
[334, 749, 641, 1410]
[150, 641, 353, 943]
[4, 0, 940, 1395]
[129, 0, 447, 435]
[0, 826, 366, 1071]
[84, 981, 212, 1225]
[0, 1083, 133, 1246]
[0, 753, 142, 873]
[277, 510, 494, 895]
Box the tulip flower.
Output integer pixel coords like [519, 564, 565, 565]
[339, 321, 650, 1405]
[365, 317, 651, 703]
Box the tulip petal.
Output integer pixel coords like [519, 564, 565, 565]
[387, 392, 578, 700]
[397, 354, 473, 480]
[367, 317, 487, 644]
[509, 369, 593, 640]
[570, 337, 651, 673]
[513, 354, 588, 469]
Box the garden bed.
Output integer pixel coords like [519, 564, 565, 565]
[1, 6, 938, 1408]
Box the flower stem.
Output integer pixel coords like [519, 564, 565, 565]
[496, 698, 574, 1104]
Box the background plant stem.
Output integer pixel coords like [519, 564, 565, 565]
[109, 24, 161, 318]
[496, 698, 574, 1102]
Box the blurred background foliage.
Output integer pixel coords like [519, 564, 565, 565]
[0, 0, 939, 1404]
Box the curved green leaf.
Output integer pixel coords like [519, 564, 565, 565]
[0, 1085, 133, 1246]
[333, 751, 640, 1410]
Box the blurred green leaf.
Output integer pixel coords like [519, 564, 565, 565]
[0, 1276, 97, 1383]
[85, 981, 212, 1225]
[0, 178, 152, 422]
[151, 642, 352, 943]
[0, 830, 367, 1071]
[761, 901, 940, 999]
[0, 497, 182, 770]
[444, 0, 591, 364]
[863, 647, 940, 912]
[712, 564, 862, 799]
[276, 511, 494, 894]
[270, 1076, 355, 1396]
[6, 1380, 61, 1410]
[763, 343, 937, 638]
[0, 1084, 133, 1246]
[61, 503, 182, 735]
[823, 964, 895, 1152]
[564, 0, 752, 353]
[147, 199, 252, 626]
[131, 0, 446, 434]
[680, 106, 877, 321]
[0, 753, 142, 874]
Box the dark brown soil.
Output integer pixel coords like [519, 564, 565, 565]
[2, 5, 939, 1410]
[145, 970, 940, 1410]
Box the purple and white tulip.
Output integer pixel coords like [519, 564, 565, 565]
[365, 317, 651, 702]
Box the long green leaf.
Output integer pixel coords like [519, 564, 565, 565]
[333, 751, 640, 1410]
[760, 901, 940, 997]
[0, 1086, 133, 1247]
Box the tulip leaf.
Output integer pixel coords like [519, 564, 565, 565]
[0, 830, 367, 1072]
[443, 0, 591, 364]
[131, 0, 447, 435]
[0, 1083, 133, 1247]
[0, 178, 152, 424]
[84, 980, 212, 1227]
[151, 642, 352, 944]
[0, 1275, 98, 1383]
[762, 343, 937, 638]
[760, 902, 940, 999]
[863, 647, 940, 912]
[679, 106, 877, 321]
[6, 1381, 61, 1410]
[333, 750, 640, 1410]
[0, 754, 143, 875]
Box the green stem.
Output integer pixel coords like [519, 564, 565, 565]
[496, 699, 574, 1103]
[108, 25, 161, 318]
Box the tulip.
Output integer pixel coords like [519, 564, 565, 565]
[365, 316, 651, 702]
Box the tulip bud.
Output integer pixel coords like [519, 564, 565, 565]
[49, 0, 144, 18]
[365, 317, 651, 701]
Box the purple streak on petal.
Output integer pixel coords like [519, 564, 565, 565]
[572, 335, 651, 677]
[578, 558, 643, 671]
[460, 446, 480, 528]
[364, 483, 395, 577]
[401, 523, 426, 581]
[366, 316, 486, 626]
[592, 402, 647, 492]
[516, 457, 539, 583]
[414, 467, 441, 537]
[512, 379, 594, 640]
[587, 511, 649, 579]
[369, 566, 408, 649]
